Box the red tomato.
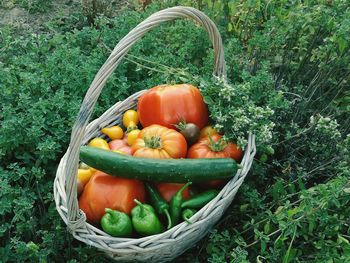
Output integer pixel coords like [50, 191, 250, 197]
[79, 171, 145, 224]
[156, 183, 191, 202]
[137, 84, 209, 129]
[187, 134, 243, 187]
[131, 124, 187, 159]
[187, 134, 243, 161]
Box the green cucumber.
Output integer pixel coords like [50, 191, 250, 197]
[80, 146, 238, 183]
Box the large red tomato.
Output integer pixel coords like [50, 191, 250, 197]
[79, 171, 145, 224]
[137, 84, 209, 129]
[131, 124, 187, 159]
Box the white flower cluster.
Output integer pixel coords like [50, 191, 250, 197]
[218, 82, 236, 101]
[201, 76, 281, 149]
[260, 123, 275, 143]
[312, 115, 341, 140]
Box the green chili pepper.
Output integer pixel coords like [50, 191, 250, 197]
[181, 189, 220, 209]
[169, 182, 192, 227]
[182, 208, 197, 224]
[100, 208, 132, 237]
[145, 182, 172, 229]
[131, 199, 164, 236]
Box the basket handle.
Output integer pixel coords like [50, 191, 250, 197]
[64, 6, 227, 230]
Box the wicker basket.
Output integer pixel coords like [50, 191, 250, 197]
[53, 6, 256, 262]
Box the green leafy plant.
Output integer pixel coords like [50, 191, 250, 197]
[16, 0, 53, 13]
[1, 1, 349, 262]
[81, 0, 118, 24]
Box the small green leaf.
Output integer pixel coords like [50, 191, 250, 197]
[337, 37, 348, 53]
[26, 241, 39, 253]
[308, 220, 315, 234]
[287, 207, 299, 218]
[264, 221, 270, 234]
[240, 204, 249, 212]
[228, 23, 233, 32]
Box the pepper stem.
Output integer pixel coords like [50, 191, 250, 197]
[105, 208, 113, 213]
[105, 208, 120, 222]
[164, 209, 172, 229]
[177, 182, 192, 196]
[183, 215, 193, 224]
[134, 199, 145, 217]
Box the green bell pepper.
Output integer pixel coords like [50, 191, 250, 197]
[100, 208, 132, 237]
[131, 199, 164, 236]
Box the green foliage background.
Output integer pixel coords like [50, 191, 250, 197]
[0, 0, 349, 262]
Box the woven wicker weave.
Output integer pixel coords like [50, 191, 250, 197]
[53, 6, 256, 262]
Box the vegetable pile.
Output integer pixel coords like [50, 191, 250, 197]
[77, 84, 243, 237]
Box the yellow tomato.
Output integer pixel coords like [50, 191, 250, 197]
[101, 126, 124, 140]
[88, 138, 110, 150]
[127, 129, 141, 146]
[123, 110, 139, 128]
[77, 169, 93, 185]
[89, 167, 98, 173]
[79, 162, 97, 174]
[199, 125, 218, 139]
